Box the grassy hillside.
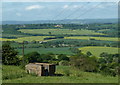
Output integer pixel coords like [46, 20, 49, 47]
[79, 46, 119, 57]
[2, 65, 118, 83]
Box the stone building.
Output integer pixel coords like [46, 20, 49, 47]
[25, 63, 56, 76]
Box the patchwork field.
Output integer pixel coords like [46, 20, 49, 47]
[0, 36, 54, 42]
[79, 46, 119, 57]
[0, 36, 118, 43]
[2, 65, 118, 83]
[18, 29, 105, 35]
[65, 36, 119, 41]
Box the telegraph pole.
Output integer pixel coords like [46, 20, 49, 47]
[22, 41, 24, 64]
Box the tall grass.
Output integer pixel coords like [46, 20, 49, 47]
[2, 65, 27, 80]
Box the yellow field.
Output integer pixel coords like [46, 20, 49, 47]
[79, 46, 119, 57]
[0, 36, 54, 42]
[65, 36, 118, 41]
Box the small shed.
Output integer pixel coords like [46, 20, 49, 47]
[25, 63, 56, 76]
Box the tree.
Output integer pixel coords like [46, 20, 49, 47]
[100, 52, 109, 57]
[70, 54, 98, 72]
[86, 51, 92, 56]
[58, 54, 69, 61]
[2, 42, 19, 65]
[24, 52, 42, 63]
[41, 53, 56, 62]
[48, 32, 52, 35]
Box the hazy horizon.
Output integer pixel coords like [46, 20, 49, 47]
[2, 2, 118, 21]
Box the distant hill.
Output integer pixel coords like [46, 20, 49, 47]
[2, 18, 117, 25]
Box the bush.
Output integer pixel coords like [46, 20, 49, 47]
[59, 60, 70, 66]
[49, 60, 59, 65]
[41, 53, 56, 62]
[58, 54, 69, 61]
[100, 64, 117, 76]
[63, 69, 71, 76]
[70, 54, 98, 72]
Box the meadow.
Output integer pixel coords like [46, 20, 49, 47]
[79, 46, 119, 57]
[2, 65, 118, 83]
[18, 29, 105, 35]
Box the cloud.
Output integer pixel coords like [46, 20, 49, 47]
[16, 13, 22, 16]
[63, 5, 69, 9]
[25, 5, 44, 10]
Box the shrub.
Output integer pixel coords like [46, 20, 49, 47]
[58, 54, 69, 61]
[70, 54, 98, 72]
[59, 60, 70, 66]
[49, 60, 59, 65]
[63, 69, 71, 76]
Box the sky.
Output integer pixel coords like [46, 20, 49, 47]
[1, 2, 118, 21]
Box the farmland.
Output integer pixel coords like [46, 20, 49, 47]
[65, 36, 119, 41]
[79, 46, 119, 57]
[18, 29, 105, 35]
[2, 65, 118, 83]
[0, 36, 118, 42]
[2, 23, 119, 83]
[1, 36, 54, 42]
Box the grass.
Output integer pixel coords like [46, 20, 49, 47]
[79, 46, 119, 57]
[18, 29, 105, 35]
[65, 36, 119, 41]
[2, 65, 27, 80]
[2, 65, 118, 83]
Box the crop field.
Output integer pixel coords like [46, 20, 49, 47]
[16, 47, 74, 55]
[2, 65, 118, 83]
[18, 29, 105, 35]
[65, 36, 119, 41]
[0, 36, 54, 42]
[79, 46, 119, 57]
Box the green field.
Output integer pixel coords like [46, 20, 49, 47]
[65, 36, 119, 41]
[18, 29, 105, 35]
[2, 65, 118, 83]
[79, 46, 119, 57]
[16, 47, 74, 55]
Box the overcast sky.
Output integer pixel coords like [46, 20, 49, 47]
[2, 2, 118, 21]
